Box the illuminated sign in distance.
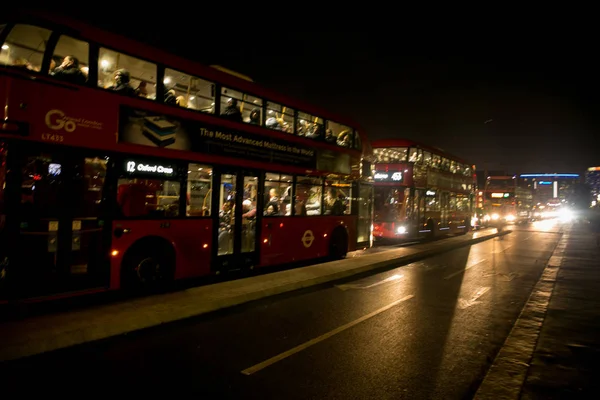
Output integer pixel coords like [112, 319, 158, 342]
[125, 160, 174, 175]
[374, 171, 403, 182]
[426, 190, 436, 196]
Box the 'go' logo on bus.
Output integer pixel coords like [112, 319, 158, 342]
[45, 109, 76, 132]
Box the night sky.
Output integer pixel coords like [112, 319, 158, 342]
[29, 9, 600, 174]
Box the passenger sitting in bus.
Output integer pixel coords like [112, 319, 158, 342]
[176, 96, 187, 107]
[265, 117, 281, 130]
[108, 69, 136, 96]
[221, 98, 243, 122]
[324, 129, 336, 143]
[249, 108, 261, 125]
[51, 55, 87, 84]
[294, 199, 307, 216]
[12, 58, 34, 71]
[337, 130, 351, 147]
[165, 89, 177, 105]
[135, 81, 148, 97]
[264, 204, 276, 216]
[242, 199, 256, 219]
[305, 123, 321, 139]
[331, 195, 346, 215]
[265, 188, 279, 213]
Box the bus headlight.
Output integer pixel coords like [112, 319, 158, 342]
[396, 226, 407, 234]
[505, 214, 516, 222]
[491, 213, 500, 220]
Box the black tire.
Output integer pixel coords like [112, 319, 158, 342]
[122, 242, 175, 290]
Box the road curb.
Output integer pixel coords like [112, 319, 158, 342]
[0, 230, 508, 363]
[474, 231, 565, 399]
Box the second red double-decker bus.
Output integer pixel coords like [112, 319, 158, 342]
[371, 139, 475, 241]
[482, 175, 533, 225]
[0, 12, 374, 302]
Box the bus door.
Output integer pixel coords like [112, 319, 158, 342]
[213, 169, 260, 273]
[440, 191, 450, 229]
[412, 189, 426, 233]
[5, 145, 109, 299]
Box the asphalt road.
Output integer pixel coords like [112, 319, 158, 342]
[0, 221, 564, 398]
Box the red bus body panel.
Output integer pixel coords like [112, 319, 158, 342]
[259, 216, 355, 267]
[109, 219, 213, 289]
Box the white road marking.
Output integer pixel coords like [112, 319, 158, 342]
[241, 295, 415, 375]
[482, 271, 519, 281]
[336, 274, 404, 291]
[458, 287, 491, 309]
[444, 259, 487, 280]
[500, 272, 519, 281]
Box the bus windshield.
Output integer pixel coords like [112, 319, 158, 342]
[374, 187, 408, 222]
[486, 178, 514, 190]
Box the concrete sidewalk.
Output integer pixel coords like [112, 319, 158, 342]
[475, 222, 600, 399]
[0, 229, 504, 363]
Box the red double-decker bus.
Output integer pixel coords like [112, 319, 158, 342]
[0, 12, 374, 302]
[371, 139, 475, 241]
[482, 175, 533, 225]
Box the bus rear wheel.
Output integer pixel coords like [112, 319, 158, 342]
[122, 241, 175, 290]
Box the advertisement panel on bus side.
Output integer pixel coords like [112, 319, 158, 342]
[118, 106, 317, 169]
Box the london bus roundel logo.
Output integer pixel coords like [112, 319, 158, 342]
[302, 230, 315, 248]
[45, 109, 76, 132]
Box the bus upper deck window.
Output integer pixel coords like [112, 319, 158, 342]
[326, 120, 352, 148]
[0, 24, 52, 72]
[50, 35, 89, 85]
[266, 101, 294, 133]
[221, 87, 263, 126]
[165, 68, 215, 113]
[297, 111, 323, 139]
[98, 48, 157, 99]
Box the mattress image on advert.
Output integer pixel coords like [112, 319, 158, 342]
[118, 106, 192, 151]
[142, 116, 177, 147]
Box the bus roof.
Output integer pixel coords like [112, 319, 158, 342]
[371, 138, 470, 165]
